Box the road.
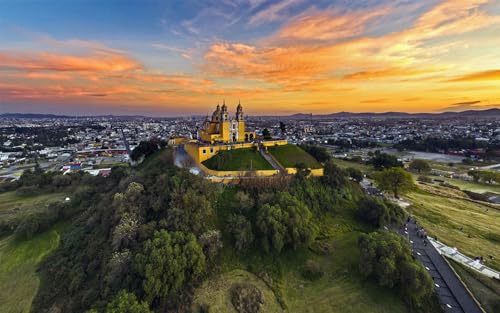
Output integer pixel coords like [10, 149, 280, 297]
[400, 219, 483, 313]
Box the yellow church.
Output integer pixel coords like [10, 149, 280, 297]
[198, 100, 255, 144]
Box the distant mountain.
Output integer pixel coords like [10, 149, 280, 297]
[285, 108, 500, 119]
[2, 108, 499, 120]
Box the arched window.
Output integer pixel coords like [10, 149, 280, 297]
[245, 134, 249, 141]
[249, 133, 254, 141]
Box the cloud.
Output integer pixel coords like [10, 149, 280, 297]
[447, 69, 500, 82]
[248, 0, 303, 25]
[152, 43, 195, 60]
[439, 100, 500, 111]
[0, 51, 141, 72]
[204, 0, 500, 90]
[274, 7, 391, 43]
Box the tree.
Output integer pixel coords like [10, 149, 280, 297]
[134, 230, 206, 304]
[300, 145, 331, 163]
[357, 197, 405, 228]
[321, 161, 347, 188]
[256, 192, 315, 252]
[374, 167, 414, 198]
[370, 152, 402, 170]
[408, 159, 431, 174]
[234, 191, 254, 213]
[468, 169, 481, 182]
[131, 140, 159, 161]
[346, 167, 363, 182]
[198, 229, 223, 260]
[104, 290, 152, 313]
[262, 128, 271, 140]
[279, 122, 286, 135]
[227, 214, 254, 251]
[358, 232, 434, 307]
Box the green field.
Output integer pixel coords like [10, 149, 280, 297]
[449, 260, 500, 313]
[0, 191, 66, 223]
[192, 269, 285, 312]
[268, 145, 322, 169]
[0, 225, 64, 313]
[430, 176, 500, 194]
[405, 188, 500, 270]
[331, 158, 374, 174]
[203, 148, 274, 171]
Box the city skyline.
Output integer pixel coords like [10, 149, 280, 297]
[1, 0, 500, 116]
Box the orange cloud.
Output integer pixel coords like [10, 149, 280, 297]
[448, 69, 500, 82]
[274, 7, 391, 43]
[0, 51, 141, 72]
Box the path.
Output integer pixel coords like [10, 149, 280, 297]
[259, 146, 285, 173]
[429, 238, 500, 279]
[399, 220, 483, 313]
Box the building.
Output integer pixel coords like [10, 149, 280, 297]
[198, 101, 255, 144]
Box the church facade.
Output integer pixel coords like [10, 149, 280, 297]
[198, 101, 255, 144]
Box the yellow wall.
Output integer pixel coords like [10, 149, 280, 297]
[285, 167, 324, 176]
[184, 138, 323, 178]
[197, 161, 279, 177]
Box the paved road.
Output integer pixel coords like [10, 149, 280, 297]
[400, 220, 483, 313]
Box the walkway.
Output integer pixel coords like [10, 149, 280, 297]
[259, 146, 285, 173]
[430, 238, 500, 279]
[400, 220, 483, 313]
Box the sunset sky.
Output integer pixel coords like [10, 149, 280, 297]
[1, 0, 500, 116]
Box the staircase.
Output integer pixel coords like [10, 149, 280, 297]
[259, 145, 286, 173]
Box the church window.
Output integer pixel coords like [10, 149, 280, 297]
[202, 149, 206, 154]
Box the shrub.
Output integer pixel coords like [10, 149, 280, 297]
[230, 283, 264, 313]
[302, 259, 323, 281]
[417, 175, 432, 183]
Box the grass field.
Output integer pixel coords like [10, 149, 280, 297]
[331, 158, 374, 174]
[432, 177, 500, 194]
[0, 191, 66, 223]
[192, 269, 285, 312]
[268, 145, 322, 169]
[449, 260, 500, 313]
[405, 188, 500, 270]
[203, 148, 273, 171]
[0, 224, 64, 313]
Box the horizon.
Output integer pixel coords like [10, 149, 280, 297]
[1, 0, 500, 115]
[1, 107, 498, 118]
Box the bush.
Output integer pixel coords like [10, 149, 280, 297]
[227, 214, 254, 251]
[230, 283, 264, 313]
[357, 196, 405, 228]
[358, 232, 435, 309]
[417, 175, 432, 183]
[302, 259, 323, 281]
[15, 185, 38, 196]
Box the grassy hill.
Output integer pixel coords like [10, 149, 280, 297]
[203, 148, 274, 171]
[405, 186, 500, 270]
[449, 260, 500, 313]
[0, 224, 64, 313]
[0, 191, 66, 223]
[191, 187, 411, 313]
[268, 144, 322, 169]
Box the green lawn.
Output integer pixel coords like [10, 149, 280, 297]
[203, 148, 274, 171]
[0, 224, 64, 313]
[192, 269, 285, 312]
[0, 191, 66, 223]
[405, 188, 500, 270]
[268, 145, 322, 169]
[449, 260, 500, 313]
